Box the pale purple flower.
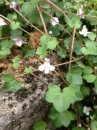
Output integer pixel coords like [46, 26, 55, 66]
[13, 37, 26, 47]
[83, 106, 92, 116]
[79, 25, 90, 37]
[50, 17, 59, 26]
[19, 61, 24, 65]
[10, 1, 19, 10]
[0, 17, 7, 26]
[38, 58, 55, 74]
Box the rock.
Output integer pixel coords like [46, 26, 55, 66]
[0, 73, 60, 130]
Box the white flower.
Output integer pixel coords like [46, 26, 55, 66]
[49, 31, 52, 35]
[38, 58, 55, 74]
[10, 1, 19, 10]
[83, 106, 92, 116]
[79, 25, 90, 37]
[0, 17, 7, 26]
[78, 5, 85, 19]
[13, 37, 26, 47]
[50, 17, 59, 26]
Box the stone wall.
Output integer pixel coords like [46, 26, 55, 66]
[0, 73, 60, 130]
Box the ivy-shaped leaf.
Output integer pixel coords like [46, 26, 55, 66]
[45, 85, 83, 113]
[66, 66, 83, 85]
[48, 107, 76, 127]
[3, 74, 22, 92]
[81, 40, 97, 55]
[12, 56, 20, 68]
[83, 74, 96, 83]
[24, 50, 35, 58]
[47, 38, 58, 50]
[36, 46, 47, 59]
[83, 66, 96, 83]
[24, 66, 33, 73]
[10, 21, 20, 30]
[66, 16, 82, 29]
[20, 0, 39, 15]
[81, 86, 90, 97]
[58, 49, 66, 58]
[88, 32, 96, 41]
[0, 46, 11, 59]
[40, 34, 51, 46]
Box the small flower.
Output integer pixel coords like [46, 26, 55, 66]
[10, 1, 19, 10]
[50, 17, 59, 26]
[19, 61, 24, 65]
[49, 31, 53, 35]
[0, 17, 7, 26]
[38, 58, 55, 74]
[79, 25, 90, 37]
[13, 37, 26, 47]
[83, 106, 92, 116]
[78, 5, 85, 19]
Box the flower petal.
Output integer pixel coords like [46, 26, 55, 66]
[38, 65, 45, 71]
[49, 65, 55, 71]
[44, 68, 49, 74]
[83, 106, 87, 113]
[86, 111, 90, 116]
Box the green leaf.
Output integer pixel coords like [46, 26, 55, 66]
[45, 85, 83, 113]
[87, 10, 97, 25]
[88, 32, 96, 41]
[40, 34, 51, 46]
[11, 29, 22, 38]
[83, 66, 93, 74]
[0, 0, 4, 4]
[94, 78, 97, 93]
[58, 49, 66, 58]
[48, 107, 76, 127]
[33, 120, 47, 130]
[73, 0, 84, 2]
[0, 46, 11, 59]
[4, 80, 22, 92]
[66, 66, 83, 85]
[81, 86, 90, 97]
[36, 46, 47, 59]
[0, 39, 14, 48]
[83, 74, 96, 83]
[3, 74, 22, 92]
[24, 50, 35, 58]
[24, 66, 33, 73]
[76, 62, 85, 69]
[20, 0, 39, 15]
[81, 40, 97, 55]
[47, 39, 58, 50]
[12, 56, 20, 68]
[3, 74, 15, 82]
[22, 45, 31, 55]
[66, 16, 82, 29]
[72, 126, 85, 130]
[91, 120, 97, 130]
[10, 21, 20, 30]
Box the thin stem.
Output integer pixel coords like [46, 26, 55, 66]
[54, 55, 84, 67]
[36, 5, 47, 34]
[69, 27, 76, 71]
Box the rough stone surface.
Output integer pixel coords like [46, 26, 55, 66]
[0, 73, 60, 130]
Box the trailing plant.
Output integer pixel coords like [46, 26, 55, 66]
[0, 0, 97, 129]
